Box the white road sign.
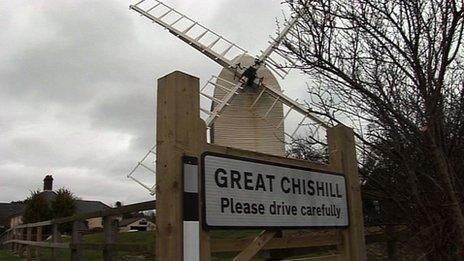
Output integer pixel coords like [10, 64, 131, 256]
[201, 153, 349, 228]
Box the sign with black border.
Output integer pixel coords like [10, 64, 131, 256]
[201, 152, 349, 229]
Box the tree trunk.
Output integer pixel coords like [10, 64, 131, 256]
[432, 145, 464, 258]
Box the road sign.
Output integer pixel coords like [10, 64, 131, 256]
[201, 152, 349, 229]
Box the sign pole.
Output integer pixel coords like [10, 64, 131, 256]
[156, 71, 208, 261]
[328, 125, 366, 261]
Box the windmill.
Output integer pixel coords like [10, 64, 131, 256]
[127, 0, 330, 194]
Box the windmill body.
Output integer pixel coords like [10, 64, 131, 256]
[212, 55, 285, 156]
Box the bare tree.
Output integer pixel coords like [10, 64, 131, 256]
[279, 0, 464, 258]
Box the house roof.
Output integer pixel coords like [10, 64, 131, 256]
[6, 191, 110, 220]
[119, 217, 149, 227]
[75, 199, 109, 213]
[40, 191, 57, 203]
[37, 191, 110, 213]
[0, 202, 24, 226]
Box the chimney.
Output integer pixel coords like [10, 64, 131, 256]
[43, 175, 53, 191]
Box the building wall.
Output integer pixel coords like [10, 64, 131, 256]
[10, 215, 22, 228]
[87, 217, 103, 230]
[212, 55, 285, 156]
[87, 216, 122, 230]
[119, 219, 156, 232]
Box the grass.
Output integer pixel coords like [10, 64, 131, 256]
[4, 230, 336, 260]
[38, 231, 157, 261]
[210, 229, 259, 240]
[0, 249, 24, 260]
[34, 230, 261, 260]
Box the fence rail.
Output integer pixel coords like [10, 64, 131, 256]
[0, 200, 156, 261]
[0, 199, 408, 260]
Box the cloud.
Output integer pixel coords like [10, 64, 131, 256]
[0, 0, 289, 206]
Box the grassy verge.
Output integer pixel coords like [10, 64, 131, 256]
[37, 230, 260, 260]
[0, 249, 24, 260]
[8, 230, 338, 260]
[38, 231, 156, 260]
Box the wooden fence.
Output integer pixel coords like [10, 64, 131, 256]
[0, 199, 408, 261]
[0, 200, 156, 261]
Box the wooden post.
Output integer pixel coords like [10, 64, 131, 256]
[103, 216, 118, 261]
[9, 230, 13, 252]
[233, 231, 276, 261]
[18, 228, 24, 256]
[386, 225, 397, 261]
[199, 132, 211, 260]
[328, 124, 366, 261]
[71, 221, 83, 261]
[36, 226, 42, 261]
[11, 230, 15, 252]
[52, 224, 60, 261]
[13, 229, 15, 251]
[156, 71, 208, 261]
[5, 230, 9, 251]
[14, 229, 17, 253]
[265, 230, 291, 260]
[26, 227, 32, 260]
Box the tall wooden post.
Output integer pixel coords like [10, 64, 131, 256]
[6, 230, 13, 252]
[71, 221, 83, 261]
[386, 225, 397, 261]
[11, 229, 15, 253]
[12, 230, 15, 252]
[36, 226, 42, 261]
[328, 124, 366, 261]
[13, 229, 17, 254]
[26, 227, 32, 260]
[17, 228, 23, 255]
[103, 217, 118, 261]
[52, 224, 60, 261]
[156, 71, 208, 261]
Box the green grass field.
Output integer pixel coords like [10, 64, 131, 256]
[2, 230, 337, 260]
[0, 250, 24, 260]
[36, 231, 155, 260]
[34, 230, 260, 261]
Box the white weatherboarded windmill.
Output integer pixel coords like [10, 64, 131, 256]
[127, 0, 330, 194]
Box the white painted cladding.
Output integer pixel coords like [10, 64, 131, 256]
[203, 154, 349, 228]
[212, 55, 285, 157]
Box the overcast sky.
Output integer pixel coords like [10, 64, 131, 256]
[0, 0, 297, 206]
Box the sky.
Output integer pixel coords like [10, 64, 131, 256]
[0, 0, 298, 206]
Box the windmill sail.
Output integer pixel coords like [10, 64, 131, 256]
[128, 1, 332, 194]
[130, 0, 247, 69]
[130, 0, 319, 128]
[259, 83, 330, 129]
[259, 16, 299, 61]
[126, 145, 157, 195]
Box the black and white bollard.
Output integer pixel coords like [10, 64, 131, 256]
[183, 156, 200, 261]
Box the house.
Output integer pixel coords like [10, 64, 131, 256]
[119, 217, 156, 232]
[0, 202, 24, 231]
[6, 175, 110, 230]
